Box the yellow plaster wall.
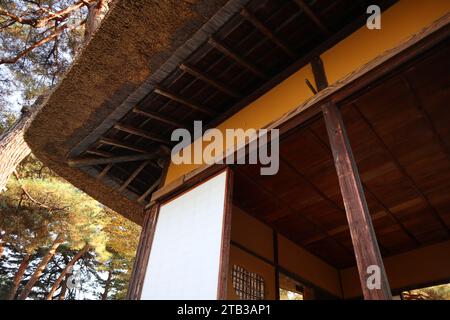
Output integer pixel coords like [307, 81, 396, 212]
[340, 240, 450, 299]
[228, 206, 342, 299]
[231, 206, 274, 261]
[277, 235, 342, 297]
[322, 0, 450, 83]
[164, 0, 450, 186]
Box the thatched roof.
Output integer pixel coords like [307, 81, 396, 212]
[25, 0, 230, 225]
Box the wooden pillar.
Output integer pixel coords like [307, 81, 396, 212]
[217, 169, 234, 300]
[322, 102, 392, 300]
[273, 230, 280, 300]
[126, 204, 160, 300]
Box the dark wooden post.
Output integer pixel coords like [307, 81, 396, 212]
[126, 204, 160, 300]
[322, 102, 392, 300]
[273, 230, 280, 300]
[217, 168, 234, 300]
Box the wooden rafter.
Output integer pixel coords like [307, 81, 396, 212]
[98, 137, 148, 154]
[69, 152, 162, 167]
[293, 0, 330, 36]
[96, 163, 113, 180]
[208, 37, 269, 80]
[180, 64, 241, 99]
[137, 178, 162, 203]
[114, 123, 169, 145]
[118, 161, 150, 192]
[133, 108, 185, 128]
[86, 149, 113, 158]
[240, 9, 296, 59]
[154, 87, 217, 116]
[311, 56, 328, 91]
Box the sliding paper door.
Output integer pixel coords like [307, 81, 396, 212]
[140, 170, 231, 300]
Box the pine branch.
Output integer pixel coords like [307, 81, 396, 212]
[0, 20, 86, 65]
[0, 0, 93, 28]
[12, 171, 70, 211]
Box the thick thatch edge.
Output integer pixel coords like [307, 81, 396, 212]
[24, 0, 245, 225]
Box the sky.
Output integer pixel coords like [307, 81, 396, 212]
[0, 65, 23, 114]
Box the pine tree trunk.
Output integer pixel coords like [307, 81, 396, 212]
[101, 269, 113, 300]
[0, 239, 4, 259]
[58, 279, 67, 300]
[0, 111, 33, 193]
[8, 253, 31, 300]
[46, 244, 90, 300]
[84, 0, 111, 43]
[17, 234, 64, 300]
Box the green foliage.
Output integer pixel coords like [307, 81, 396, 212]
[0, 106, 16, 134]
[0, 0, 88, 110]
[0, 155, 140, 299]
[0, 1, 133, 300]
[403, 283, 450, 300]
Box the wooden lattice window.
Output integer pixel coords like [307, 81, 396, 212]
[232, 265, 265, 300]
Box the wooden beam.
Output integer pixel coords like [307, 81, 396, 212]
[305, 78, 318, 94]
[137, 178, 162, 203]
[293, 0, 330, 36]
[240, 9, 296, 59]
[266, 13, 450, 139]
[311, 56, 328, 91]
[180, 64, 241, 99]
[69, 152, 161, 167]
[208, 37, 269, 80]
[96, 163, 113, 180]
[322, 101, 392, 300]
[98, 137, 147, 154]
[133, 107, 185, 128]
[154, 87, 217, 116]
[114, 123, 168, 145]
[118, 161, 150, 192]
[86, 149, 113, 158]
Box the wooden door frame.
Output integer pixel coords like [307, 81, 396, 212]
[127, 167, 234, 300]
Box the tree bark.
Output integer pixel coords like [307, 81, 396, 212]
[8, 253, 32, 300]
[17, 234, 64, 300]
[58, 279, 68, 300]
[0, 111, 33, 193]
[84, 0, 112, 43]
[46, 243, 90, 300]
[0, 238, 4, 259]
[101, 269, 113, 300]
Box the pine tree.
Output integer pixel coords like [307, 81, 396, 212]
[0, 0, 113, 192]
